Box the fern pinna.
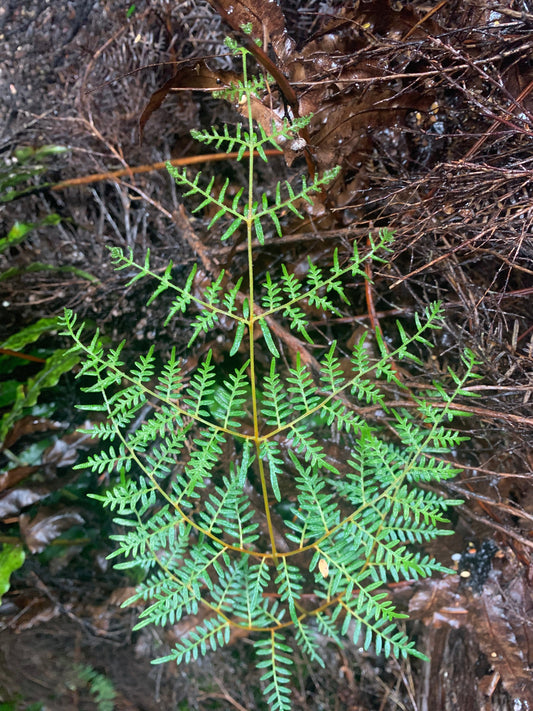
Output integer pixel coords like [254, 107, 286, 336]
[62, 37, 477, 710]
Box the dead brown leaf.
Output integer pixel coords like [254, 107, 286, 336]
[0, 465, 39, 494]
[410, 574, 533, 705]
[19, 507, 85, 553]
[140, 63, 239, 141]
[207, 0, 294, 62]
[0, 486, 48, 519]
[4, 593, 58, 631]
[469, 582, 533, 702]
[42, 431, 89, 470]
[2, 416, 63, 451]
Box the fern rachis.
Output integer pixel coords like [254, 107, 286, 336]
[62, 36, 478, 711]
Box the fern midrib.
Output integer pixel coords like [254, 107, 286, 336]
[241, 50, 280, 563]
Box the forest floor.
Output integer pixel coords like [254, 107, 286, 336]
[0, 1, 532, 709]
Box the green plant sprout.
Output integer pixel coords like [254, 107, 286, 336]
[69, 664, 116, 711]
[61, 37, 478, 710]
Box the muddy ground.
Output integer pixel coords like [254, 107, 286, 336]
[0, 1, 532, 709]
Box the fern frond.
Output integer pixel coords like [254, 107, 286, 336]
[78, 442, 133, 475]
[315, 609, 344, 647]
[259, 439, 284, 502]
[210, 558, 250, 614]
[245, 559, 272, 623]
[190, 123, 249, 156]
[166, 165, 244, 233]
[106, 383, 147, 422]
[319, 342, 346, 392]
[81, 420, 117, 441]
[275, 560, 304, 623]
[65, 37, 477, 709]
[258, 317, 281, 358]
[131, 569, 200, 626]
[288, 455, 340, 541]
[293, 619, 324, 667]
[139, 430, 189, 480]
[178, 426, 226, 502]
[256, 633, 294, 711]
[305, 260, 342, 315]
[222, 277, 244, 315]
[182, 351, 216, 418]
[179, 538, 227, 594]
[286, 354, 321, 412]
[338, 587, 424, 660]
[153, 347, 184, 399]
[197, 473, 249, 538]
[210, 361, 250, 429]
[89, 476, 146, 514]
[110, 504, 176, 567]
[164, 264, 197, 324]
[317, 399, 365, 433]
[260, 359, 292, 429]
[289, 425, 338, 474]
[261, 272, 284, 312]
[156, 614, 231, 664]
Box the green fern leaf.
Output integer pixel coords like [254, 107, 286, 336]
[63, 37, 478, 709]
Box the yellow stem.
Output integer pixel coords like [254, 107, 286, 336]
[242, 48, 278, 563]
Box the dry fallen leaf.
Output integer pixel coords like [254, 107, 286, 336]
[140, 62, 239, 141]
[19, 507, 85, 553]
[0, 465, 39, 494]
[0, 486, 47, 520]
[2, 416, 63, 451]
[409, 574, 533, 706]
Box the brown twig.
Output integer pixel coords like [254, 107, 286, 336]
[463, 79, 533, 161]
[458, 506, 533, 552]
[0, 349, 46, 363]
[51, 150, 282, 192]
[402, 0, 448, 41]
